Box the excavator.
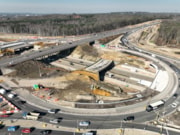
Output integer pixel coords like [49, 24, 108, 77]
[91, 84, 111, 97]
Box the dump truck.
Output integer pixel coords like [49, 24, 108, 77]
[22, 112, 40, 120]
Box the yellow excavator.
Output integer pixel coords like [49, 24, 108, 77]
[91, 84, 111, 96]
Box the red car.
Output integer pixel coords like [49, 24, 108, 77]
[0, 115, 9, 117]
[21, 128, 31, 133]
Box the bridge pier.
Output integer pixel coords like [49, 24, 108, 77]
[99, 61, 115, 81]
[0, 68, 2, 75]
[89, 41, 95, 46]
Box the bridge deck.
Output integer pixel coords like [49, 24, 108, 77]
[86, 59, 112, 73]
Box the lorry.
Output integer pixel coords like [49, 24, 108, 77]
[22, 112, 40, 120]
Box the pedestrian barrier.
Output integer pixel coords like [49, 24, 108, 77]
[0, 95, 19, 114]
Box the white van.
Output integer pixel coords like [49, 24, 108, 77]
[7, 93, 15, 99]
[0, 88, 6, 95]
[79, 121, 90, 127]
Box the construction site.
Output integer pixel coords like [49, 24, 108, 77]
[0, 31, 160, 109]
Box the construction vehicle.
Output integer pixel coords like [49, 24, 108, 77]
[91, 85, 111, 96]
[22, 112, 40, 120]
[92, 89, 111, 96]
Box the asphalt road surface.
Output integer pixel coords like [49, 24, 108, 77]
[0, 127, 81, 135]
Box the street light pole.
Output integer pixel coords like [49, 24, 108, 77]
[165, 127, 169, 135]
[36, 61, 41, 77]
[119, 120, 123, 135]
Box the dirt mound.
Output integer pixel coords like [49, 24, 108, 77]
[98, 34, 122, 44]
[137, 25, 159, 46]
[129, 24, 180, 58]
[70, 44, 100, 61]
[9, 60, 67, 78]
[101, 51, 128, 61]
[57, 79, 91, 101]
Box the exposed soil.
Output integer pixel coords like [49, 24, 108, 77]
[3, 33, 153, 103]
[8, 60, 67, 78]
[129, 24, 180, 59]
[70, 44, 100, 62]
[56, 79, 91, 101]
[98, 34, 122, 44]
[101, 51, 146, 69]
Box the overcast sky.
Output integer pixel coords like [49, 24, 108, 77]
[0, 0, 179, 13]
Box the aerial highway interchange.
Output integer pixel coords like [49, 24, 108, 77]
[0, 20, 179, 135]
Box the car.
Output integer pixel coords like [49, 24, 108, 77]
[79, 121, 90, 127]
[9, 61, 14, 65]
[173, 93, 178, 98]
[7, 126, 17, 131]
[0, 88, 6, 95]
[0, 115, 9, 117]
[47, 109, 58, 114]
[40, 130, 51, 135]
[171, 102, 178, 108]
[49, 118, 60, 124]
[21, 128, 31, 133]
[17, 100, 26, 104]
[124, 116, 135, 121]
[7, 93, 15, 99]
[0, 124, 4, 129]
[70, 62, 74, 65]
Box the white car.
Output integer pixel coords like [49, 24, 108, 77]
[47, 109, 58, 114]
[0, 88, 6, 95]
[7, 93, 15, 99]
[79, 121, 90, 127]
[171, 102, 177, 108]
[49, 119, 60, 124]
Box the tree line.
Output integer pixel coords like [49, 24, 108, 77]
[156, 18, 180, 47]
[0, 12, 174, 36]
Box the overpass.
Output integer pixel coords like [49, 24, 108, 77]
[0, 21, 161, 67]
[0, 42, 25, 49]
[86, 59, 113, 73]
[8, 43, 33, 52]
[73, 59, 113, 81]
